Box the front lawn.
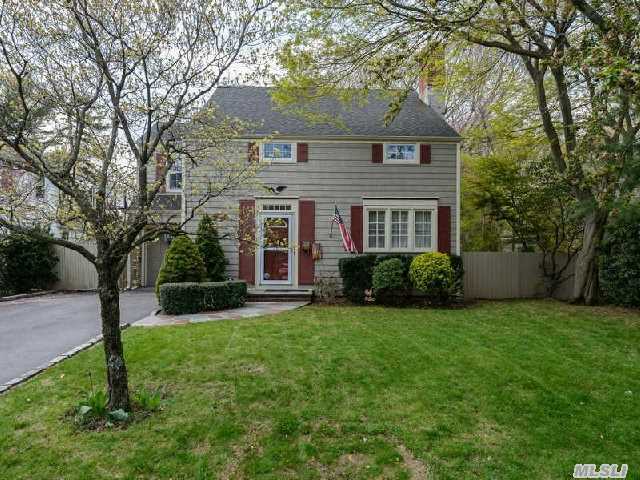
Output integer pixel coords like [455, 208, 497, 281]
[1, 300, 639, 479]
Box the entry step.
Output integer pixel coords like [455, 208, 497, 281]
[247, 288, 313, 302]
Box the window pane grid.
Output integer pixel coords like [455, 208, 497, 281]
[391, 210, 408, 248]
[367, 210, 385, 248]
[386, 144, 416, 161]
[167, 158, 182, 191]
[414, 210, 432, 249]
[264, 143, 293, 161]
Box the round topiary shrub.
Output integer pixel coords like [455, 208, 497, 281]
[409, 252, 454, 303]
[372, 258, 407, 305]
[155, 235, 207, 297]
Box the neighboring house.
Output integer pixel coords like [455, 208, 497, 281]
[0, 160, 62, 236]
[143, 85, 461, 290]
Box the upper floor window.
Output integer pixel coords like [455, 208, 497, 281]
[385, 143, 417, 164]
[34, 175, 45, 199]
[363, 199, 437, 252]
[261, 142, 296, 163]
[166, 158, 182, 192]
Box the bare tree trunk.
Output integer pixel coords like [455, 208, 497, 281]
[97, 265, 130, 411]
[572, 210, 608, 305]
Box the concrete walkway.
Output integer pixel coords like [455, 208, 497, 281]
[134, 301, 309, 326]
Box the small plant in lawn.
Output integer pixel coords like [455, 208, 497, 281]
[372, 258, 408, 306]
[276, 413, 301, 437]
[409, 252, 454, 304]
[313, 276, 340, 303]
[75, 390, 130, 427]
[134, 388, 162, 412]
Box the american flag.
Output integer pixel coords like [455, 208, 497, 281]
[331, 205, 358, 253]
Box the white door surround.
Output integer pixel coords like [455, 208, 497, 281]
[255, 197, 299, 288]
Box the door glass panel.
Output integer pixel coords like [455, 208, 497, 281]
[263, 250, 289, 281]
[263, 217, 289, 248]
[261, 215, 290, 282]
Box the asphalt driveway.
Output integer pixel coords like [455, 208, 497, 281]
[0, 290, 158, 385]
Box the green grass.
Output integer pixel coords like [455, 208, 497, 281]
[1, 300, 639, 479]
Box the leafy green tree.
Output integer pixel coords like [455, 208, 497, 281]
[155, 235, 207, 297]
[196, 215, 227, 282]
[468, 154, 582, 295]
[0, 228, 58, 294]
[277, 0, 640, 304]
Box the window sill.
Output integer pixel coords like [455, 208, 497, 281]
[262, 160, 296, 165]
[381, 161, 420, 165]
[363, 248, 434, 254]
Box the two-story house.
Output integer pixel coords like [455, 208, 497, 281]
[143, 86, 461, 292]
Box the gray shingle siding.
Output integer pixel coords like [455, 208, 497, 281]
[184, 141, 458, 282]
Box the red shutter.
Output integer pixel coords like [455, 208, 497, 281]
[238, 199, 256, 284]
[247, 142, 259, 162]
[155, 152, 166, 192]
[350, 205, 363, 253]
[438, 205, 451, 254]
[371, 143, 383, 163]
[298, 200, 315, 285]
[420, 144, 431, 164]
[297, 143, 308, 162]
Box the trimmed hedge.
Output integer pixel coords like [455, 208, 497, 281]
[372, 258, 407, 306]
[338, 254, 377, 303]
[339, 253, 464, 305]
[159, 281, 247, 315]
[409, 252, 454, 303]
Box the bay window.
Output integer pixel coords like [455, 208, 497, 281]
[363, 199, 437, 252]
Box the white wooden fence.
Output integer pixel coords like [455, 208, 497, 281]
[51, 244, 575, 299]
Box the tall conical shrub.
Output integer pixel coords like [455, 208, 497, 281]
[155, 235, 206, 297]
[196, 214, 227, 281]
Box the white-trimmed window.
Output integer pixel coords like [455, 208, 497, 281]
[166, 158, 182, 192]
[384, 143, 418, 164]
[261, 142, 296, 163]
[34, 175, 46, 199]
[363, 198, 437, 252]
[367, 210, 386, 248]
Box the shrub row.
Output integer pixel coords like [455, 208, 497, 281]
[159, 281, 247, 315]
[600, 203, 640, 307]
[339, 253, 463, 305]
[0, 230, 58, 296]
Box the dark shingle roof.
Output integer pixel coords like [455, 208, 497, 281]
[210, 86, 460, 139]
